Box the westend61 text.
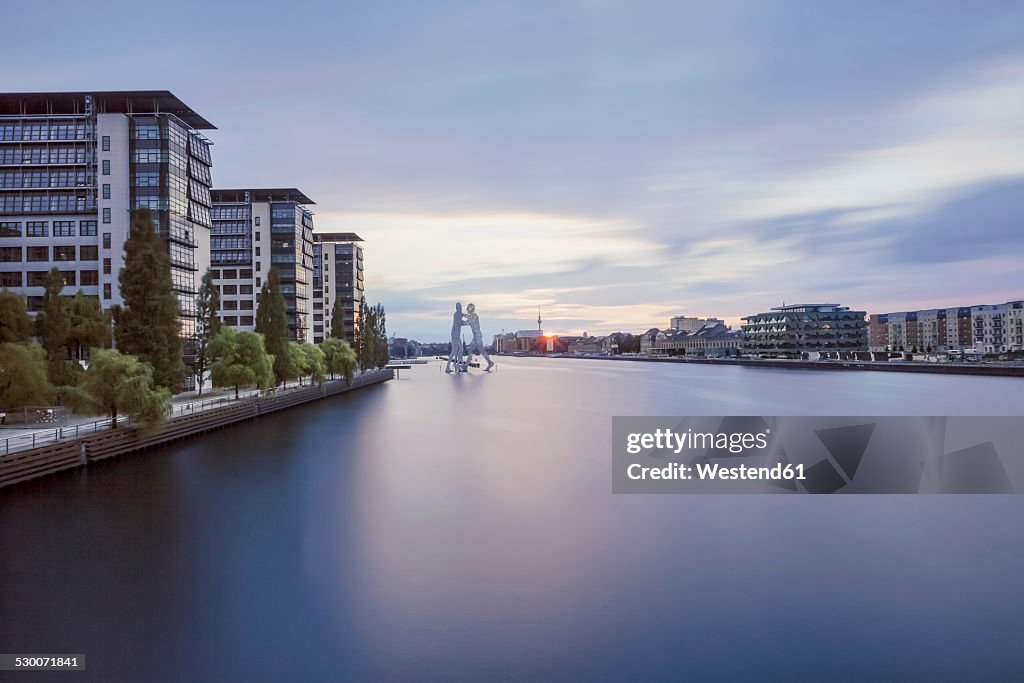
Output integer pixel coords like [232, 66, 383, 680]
[627, 462, 807, 481]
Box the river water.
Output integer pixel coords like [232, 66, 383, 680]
[2, 357, 1024, 681]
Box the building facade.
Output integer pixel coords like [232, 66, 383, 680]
[209, 188, 315, 343]
[870, 300, 1023, 353]
[312, 233, 363, 345]
[0, 91, 214, 373]
[741, 304, 868, 358]
[669, 316, 723, 333]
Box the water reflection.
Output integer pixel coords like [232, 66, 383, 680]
[2, 358, 1024, 680]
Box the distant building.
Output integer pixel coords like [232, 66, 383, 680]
[642, 322, 741, 357]
[741, 304, 867, 358]
[870, 300, 1023, 353]
[669, 316, 722, 333]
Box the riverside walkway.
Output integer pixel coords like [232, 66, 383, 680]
[0, 369, 392, 488]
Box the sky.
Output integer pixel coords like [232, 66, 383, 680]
[4, 0, 1023, 341]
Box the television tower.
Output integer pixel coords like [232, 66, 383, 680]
[537, 306, 543, 333]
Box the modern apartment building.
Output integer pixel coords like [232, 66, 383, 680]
[741, 303, 868, 358]
[871, 300, 1023, 353]
[312, 233, 363, 345]
[209, 189, 315, 343]
[0, 91, 214, 358]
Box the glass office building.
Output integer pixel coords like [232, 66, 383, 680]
[312, 233, 364, 345]
[0, 90, 215, 378]
[209, 188, 315, 343]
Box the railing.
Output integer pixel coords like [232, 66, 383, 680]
[0, 377, 373, 457]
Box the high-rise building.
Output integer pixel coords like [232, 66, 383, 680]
[209, 188, 315, 343]
[0, 91, 215, 370]
[741, 304, 868, 358]
[312, 233, 364, 345]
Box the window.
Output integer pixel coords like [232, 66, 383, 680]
[223, 285, 237, 295]
[80, 270, 99, 286]
[222, 316, 238, 326]
[59, 270, 76, 286]
[27, 246, 49, 261]
[0, 272, 21, 287]
[240, 300, 253, 310]
[54, 220, 75, 237]
[80, 220, 97, 236]
[54, 246, 76, 261]
[27, 296, 44, 312]
[256, 262, 261, 272]
[80, 245, 98, 261]
[240, 284, 253, 295]
[240, 316, 254, 326]
[102, 184, 110, 200]
[102, 208, 111, 224]
[27, 271, 48, 287]
[102, 233, 111, 249]
[254, 217, 260, 227]
[255, 277, 261, 287]
[240, 269, 253, 279]
[103, 283, 111, 299]
[254, 232, 260, 241]
[255, 247, 261, 256]
[0, 221, 20, 237]
[26, 221, 48, 237]
[0, 247, 21, 262]
[102, 135, 110, 151]
[223, 300, 238, 311]
[102, 159, 110, 175]
[222, 269, 237, 279]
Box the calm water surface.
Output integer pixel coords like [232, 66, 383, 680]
[3, 357, 1024, 681]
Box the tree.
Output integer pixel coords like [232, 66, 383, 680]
[67, 291, 110, 362]
[372, 303, 389, 368]
[78, 348, 170, 431]
[291, 342, 325, 386]
[34, 268, 72, 384]
[115, 208, 185, 391]
[354, 296, 369, 368]
[255, 266, 291, 384]
[330, 296, 346, 340]
[0, 343, 53, 411]
[0, 289, 33, 344]
[194, 270, 221, 396]
[209, 327, 274, 399]
[321, 338, 356, 384]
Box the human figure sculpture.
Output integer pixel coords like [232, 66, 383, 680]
[445, 303, 468, 373]
[463, 303, 494, 371]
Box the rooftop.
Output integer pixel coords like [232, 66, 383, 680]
[0, 90, 215, 129]
[315, 232, 364, 243]
[211, 188, 315, 205]
[771, 304, 843, 312]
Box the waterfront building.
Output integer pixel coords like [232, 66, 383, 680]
[642, 322, 741, 357]
[210, 189, 315, 343]
[0, 90, 214, 375]
[669, 316, 723, 333]
[871, 300, 1023, 353]
[741, 304, 868, 358]
[493, 329, 543, 353]
[312, 232, 364, 345]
